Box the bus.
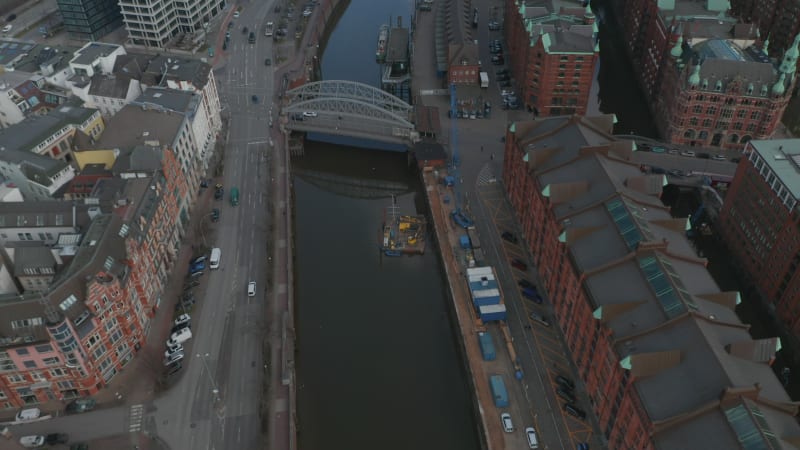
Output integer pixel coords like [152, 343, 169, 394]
[230, 187, 239, 206]
[210, 248, 221, 269]
[265, 21, 274, 37]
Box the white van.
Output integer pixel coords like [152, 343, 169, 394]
[15, 408, 41, 422]
[168, 327, 193, 345]
[210, 247, 221, 269]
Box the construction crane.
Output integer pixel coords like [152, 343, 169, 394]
[448, 83, 474, 228]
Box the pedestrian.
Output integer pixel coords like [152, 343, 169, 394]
[490, 153, 494, 160]
[481, 145, 484, 152]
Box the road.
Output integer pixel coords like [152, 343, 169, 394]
[151, 1, 280, 449]
[6, 2, 283, 450]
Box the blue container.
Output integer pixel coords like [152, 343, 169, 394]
[472, 289, 501, 308]
[479, 304, 507, 322]
[459, 235, 471, 249]
[478, 332, 496, 361]
[489, 375, 509, 408]
[469, 277, 498, 292]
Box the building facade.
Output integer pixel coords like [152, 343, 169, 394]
[731, 0, 800, 69]
[56, 0, 123, 41]
[447, 43, 481, 85]
[0, 144, 187, 409]
[504, 0, 599, 116]
[655, 35, 797, 150]
[502, 114, 800, 449]
[718, 139, 800, 334]
[119, 0, 227, 48]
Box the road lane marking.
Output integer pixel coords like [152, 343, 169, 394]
[128, 404, 144, 432]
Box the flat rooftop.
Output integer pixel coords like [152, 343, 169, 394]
[748, 139, 800, 201]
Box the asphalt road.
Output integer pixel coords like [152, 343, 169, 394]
[151, 1, 281, 449]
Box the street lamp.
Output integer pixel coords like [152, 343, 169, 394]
[196, 353, 220, 403]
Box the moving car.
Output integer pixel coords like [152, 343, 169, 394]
[248, 281, 256, 297]
[251, 95, 259, 103]
[712, 154, 727, 161]
[164, 352, 185, 366]
[214, 187, 224, 199]
[303, 111, 318, 118]
[501, 412, 514, 432]
[65, 398, 96, 414]
[233, 10, 240, 18]
[680, 150, 696, 157]
[211, 208, 220, 222]
[265, 58, 272, 65]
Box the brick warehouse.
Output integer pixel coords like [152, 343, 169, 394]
[503, 0, 598, 117]
[730, 0, 800, 70]
[0, 143, 187, 409]
[614, 0, 798, 149]
[718, 139, 800, 335]
[502, 114, 800, 449]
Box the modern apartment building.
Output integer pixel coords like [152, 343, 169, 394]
[0, 143, 188, 409]
[504, 0, 599, 116]
[502, 114, 800, 449]
[119, 0, 227, 48]
[718, 139, 800, 334]
[56, 0, 123, 41]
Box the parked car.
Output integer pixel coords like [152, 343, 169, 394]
[501, 412, 514, 432]
[242, 26, 248, 34]
[712, 154, 727, 161]
[502, 231, 517, 243]
[165, 348, 183, 360]
[577, 443, 589, 450]
[214, 188, 224, 199]
[496, 74, 510, 81]
[191, 255, 207, 265]
[251, 95, 259, 103]
[496, 69, 509, 76]
[16, 408, 41, 422]
[499, 80, 512, 87]
[2, 24, 12, 34]
[522, 287, 542, 304]
[7, 14, 17, 22]
[164, 352, 185, 366]
[651, 146, 666, 153]
[556, 387, 576, 402]
[525, 427, 540, 449]
[556, 374, 575, 390]
[233, 10, 240, 18]
[166, 362, 183, 376]
[492, 58, 505, 65]
[564, 403, 587, 419]
[19, 435, 45, 448]
[696, 152, 710, 159]
[65, 398, 96, 414]
[488, 21, 501, 30]
[529, 312, 551, 327]
[668, 149, 679, 155]
[169, 327, 193, 345]
[511, 258, 527, 270]
[46, 433, 69, 445]
[190, 261, 206, 272]
[166, 339, 182, 352]
[174, 313, 191, 328]
[211, 208, 220, 222]
[248, 281, 256, 297]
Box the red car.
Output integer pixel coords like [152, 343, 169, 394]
[511, 259, 527, 271]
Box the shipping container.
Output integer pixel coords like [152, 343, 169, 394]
[467, 266, 494, 277]
[473, 248, 485, 266]
[467, 228, 481, 249]
[478, 332, 496, 361]
[489, 375, 509, 407]
[469, 275, 498, 292]
[459, 235, 471, 249]
[479, 304, 507, 322]
[472, 289, 501, 308]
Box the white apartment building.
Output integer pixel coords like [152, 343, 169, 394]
[120, 0, 227, 48]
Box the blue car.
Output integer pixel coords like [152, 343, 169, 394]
[189, 261, 205, 273]
[521, 287, 542, 304]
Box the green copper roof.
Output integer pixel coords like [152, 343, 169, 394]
[772, 73, 786, 95]
[523, 152, 529, 162]
[510, 122, 516, 133]
[558, 231, 567, 243]
[689, 64, 701, 85]
[542, 184, 551, 197]
[671, 36, 683, 58]
[620, 355, 632, 370]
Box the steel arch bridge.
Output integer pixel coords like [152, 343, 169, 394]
[282, 80, 419, 145]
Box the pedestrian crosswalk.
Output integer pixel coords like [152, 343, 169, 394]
[129, 404, 144, 433]
[476, 165, 498, 187]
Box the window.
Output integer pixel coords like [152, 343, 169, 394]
[35, 344, 53, 353]
[59, 294, 78, 311]
[751, 111, 761, 120]
[6, 374, 25, 383]
[693, 105, 702, 114]
[737, 110, 747, 118]
[50, 368, 66, 377]
[15, 348, 29, 356]
[42, 357, 59, 365]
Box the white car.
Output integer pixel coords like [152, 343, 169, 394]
[501, 412, 513, 432]
[2, 24, 12, 34]
[168, 327, 193, 346]
[248, 281, 256, 297]
[16, 408, 41, 422]
[712, 154, 727, 161]
[525, 427, 539, 449]
[164, 352, 184, 366]
[680, 150, 696, 157]
[166, 339, 182, 352]
[303, 8, 313, 17]
[233, 11, 240, 18]
[174, 313, 191, 328]
[19, 435, 45, 448]
[302, 111, 318, 118]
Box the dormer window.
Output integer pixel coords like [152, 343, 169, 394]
[760, 85, 768, 96]
[747, 83, 754, 95]
[715, 81, 722, 91]
[702, 79, 709, 89]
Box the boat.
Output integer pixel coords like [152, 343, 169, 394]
[381, 196, 426, 256]
[376, 24, 389, 62]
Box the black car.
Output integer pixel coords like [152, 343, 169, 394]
[493, 59, 505, 66]
[200, 179, 209, 188]
[211, 208, 220, 222]
[265, 58, 272, 65]
[501, 231, 517, 243]
[65, 398, 96, 414]
[6, 14, 16, 22]
[511, 258, 528, 271]
[518, 278, 534, 289]
[556, 375, 575, 391]
[564, 403, 586, 419]
[46, 434, 69, 445]
[496, 69, 508, 76]
[242, 26, 248, 34]
[227, 21, 233, 29]
[497, 74, 510, 81]
[214, 188, 224, 199]
[251, 95, 259, 103]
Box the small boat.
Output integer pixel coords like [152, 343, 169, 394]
[384, 249, 403, 257]
[376, 24, 388, 62]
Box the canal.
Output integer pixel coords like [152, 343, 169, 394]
[293, 0, 481, 449]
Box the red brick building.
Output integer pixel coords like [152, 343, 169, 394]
[503, 114, 799, 449]
[730, 0, 800, 69]
[655, 35, 797, 150]
[718, 139, 800, 334]
[0, 144, 187, 409]
[504, 0, 598, 116]
[447, 43, 481, 85]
